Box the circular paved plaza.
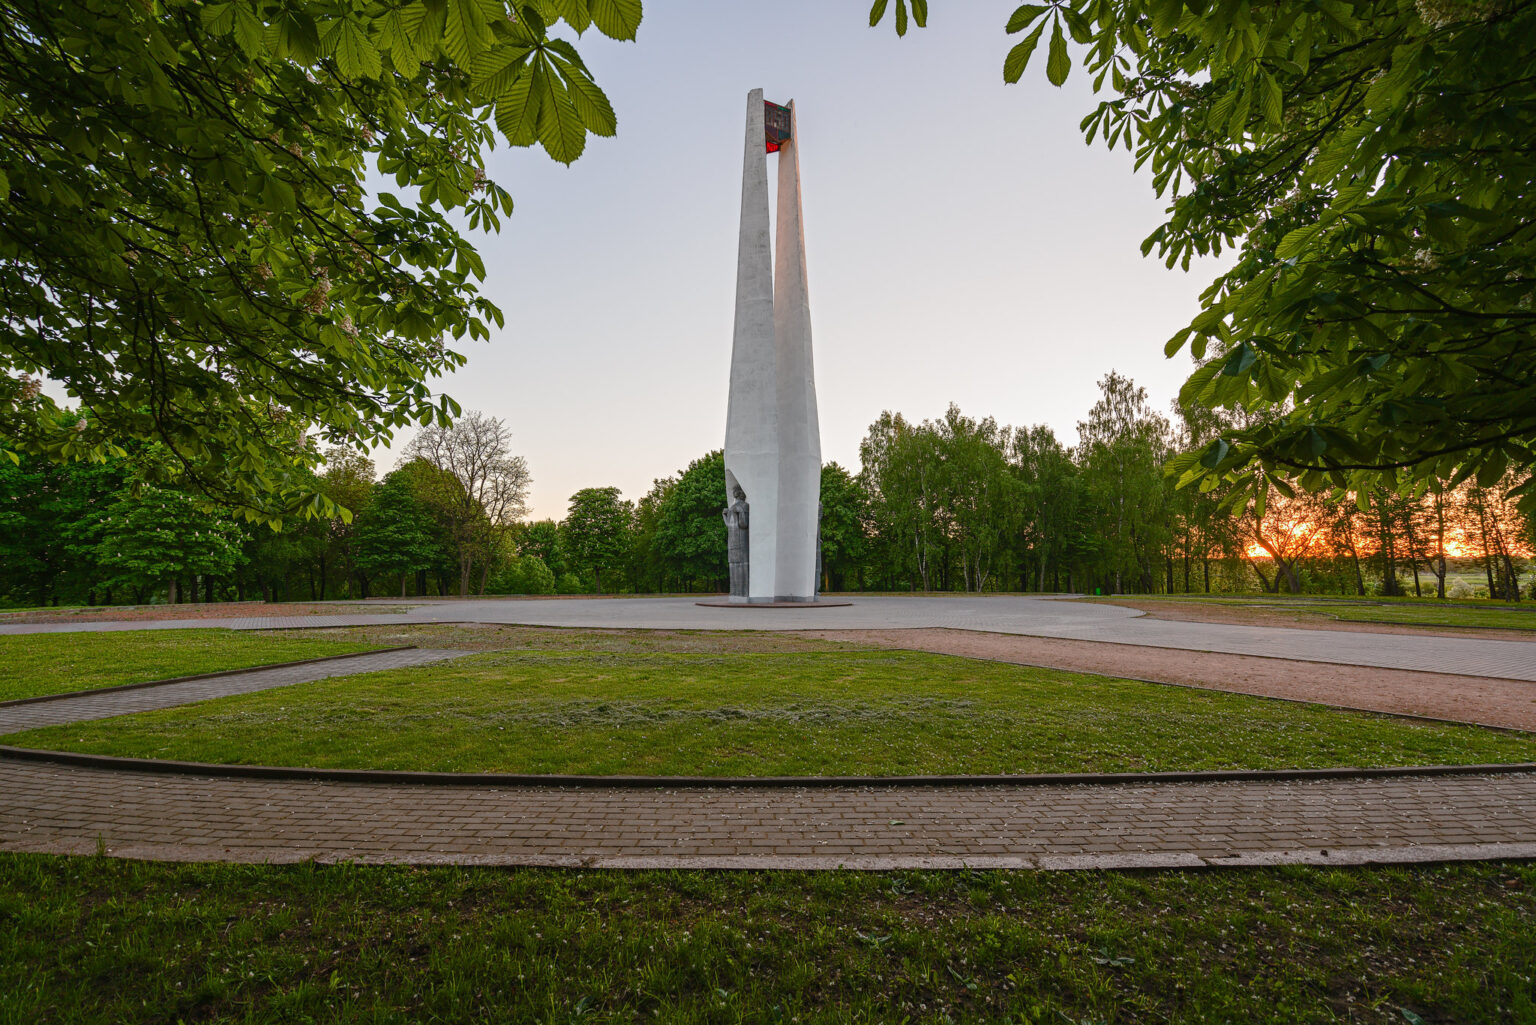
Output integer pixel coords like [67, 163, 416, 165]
[2, 596, 1534, 869]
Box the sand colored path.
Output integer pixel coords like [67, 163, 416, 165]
[809, 629, 1536, 732]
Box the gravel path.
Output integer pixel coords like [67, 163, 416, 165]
[808, 629, 1536, 732]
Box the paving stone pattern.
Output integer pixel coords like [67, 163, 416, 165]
[0, 649, 470, 732]
[3, 761, 1534, 869]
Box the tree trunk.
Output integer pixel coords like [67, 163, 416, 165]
[1480, 503, 1496, 596]
[1402, 516, 1423, 597]
[1432, 493, 1448, 600]
[1376, 504, 1398, 596]
[167, 577, 178, 605]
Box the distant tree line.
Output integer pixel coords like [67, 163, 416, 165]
[3, 377, 1533, 608]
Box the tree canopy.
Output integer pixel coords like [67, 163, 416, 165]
[563, 485, 631, 593]
[873, 0, 1536, 511]
[352, 467, 442, 594]
[1, 0, 637, 522]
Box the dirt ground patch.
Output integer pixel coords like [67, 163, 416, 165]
[1090, 598, 1536, 641]
[271, 622, 861, 654]
[799, 628, 1536, 733]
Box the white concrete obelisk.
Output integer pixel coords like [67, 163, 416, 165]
[724, 89, 821, 602]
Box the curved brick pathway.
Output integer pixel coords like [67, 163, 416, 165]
[0, 648, 470, 733]
[3, 759, 1534, 869]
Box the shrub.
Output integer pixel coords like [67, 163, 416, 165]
[486, 556, 556, 596]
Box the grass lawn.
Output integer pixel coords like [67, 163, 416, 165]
[1, 853, 1532, 1023]
[1093, 594, 1536, 632]
[1324, 604, 1536, 631]
[0, 629, 380, 703]
[10, 644, 1536, 774]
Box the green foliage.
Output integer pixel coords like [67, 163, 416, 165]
[563, 486, 632, 593]
[626, 475, 676, 592]
[401, 412, 531, 595]
[486, 554, 556, 594]
[91, 486, 247, 602]
[0, 425, 126, 605]
[0, 0, 637, 522]
[1075, 372, 1174, 593]
[875, 0, 1536, 512]
[516, 519, 567, 577]
[1010, 424, 1082, 591]
[352, 468, 446, 594]
[868, 0, 927, 37]
[651, 450, 728, 589]
[817, 463, 867, 590]
[859, 406, 1023, 591]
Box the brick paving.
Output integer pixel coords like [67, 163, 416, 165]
[2, 759, 1534, 869]
[0, 649, 470, 732]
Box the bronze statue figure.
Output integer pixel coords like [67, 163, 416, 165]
[723, 485, 750, 598]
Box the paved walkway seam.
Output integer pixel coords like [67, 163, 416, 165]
[349, 843, 1536, 871]
[4, 745, 1532, 789]
[0, 646, 418, 708]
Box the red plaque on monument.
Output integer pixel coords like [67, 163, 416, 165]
[764, 101, 792, 153]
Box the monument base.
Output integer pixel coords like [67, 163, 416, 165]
[695, 598, 853, 609]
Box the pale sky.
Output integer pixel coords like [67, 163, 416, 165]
[385, 4, 1222, 517]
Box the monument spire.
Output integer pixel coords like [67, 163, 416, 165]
[723, 89, 821, 603]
